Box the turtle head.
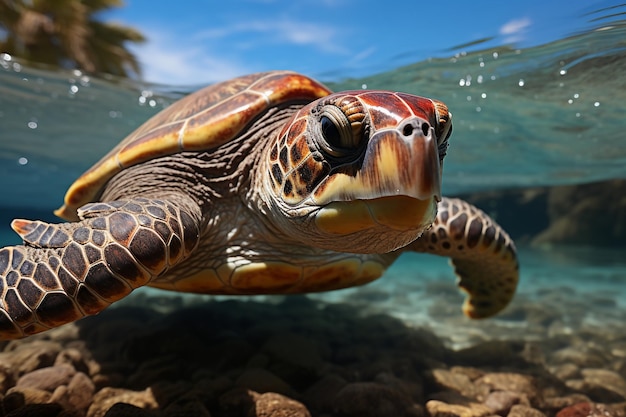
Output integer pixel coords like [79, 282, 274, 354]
[258, 90, 452, 254]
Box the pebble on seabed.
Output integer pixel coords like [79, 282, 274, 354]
[0, 296, 625, 417]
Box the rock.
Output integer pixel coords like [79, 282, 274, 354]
[463, 179, 626, 246]
[2, 389, 26, 413]
[375, 371, 423, 403]
[550, 347, 606, 368]
[127, 355, 186, 388]
[521, 342, 546, 366]
[44, 322, 81, 343]
[425, 399, 493, 417]
[554, 402, 626, 417]
[49, 385, 69, 410]
[429, 390, 474, 404]
[50, 371, 95, 413]
[5, 386, 51, 405]
[484, 390, 524, 415]
[251, 392, 311, 417]
[428, 369, 479, 399]
[453, 341, 525, 367]
[580, 368, 626, 402]
[1, 340, 62, 375]
[541, 395, 591, 415]
[246, 353, 270, 369]
[92, 372, 125, 391]
[474, 373, 540, 406]
[555, 402, 593, 417]
[304, 373, 347, 412]
[261, 332, 328, 383]
[333, 382, 420, 417]
[163, 397, 212, 417]
[149, 380, 197, 409]
[205, 335, 256, 371]
[235, 368, 297, 397]
[87, 387, 159, 417]
[218, 388, 259, 417]
[3, 403, 64, 417]
[532, 179, 626, 246]
[508, 404, 547, 417]
[193, 375, 233, 399]
[0, 364, 15, 392]
[54, 347, 90, 375]
[101, 402, 162, 417]
[549, 364, 580, 381]
[15, 364, 75, 392]
[449, 366, 485, 381]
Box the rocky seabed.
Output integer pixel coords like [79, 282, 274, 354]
[0, 293, 624, 417]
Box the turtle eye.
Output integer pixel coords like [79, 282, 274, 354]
[317, 105, 358, 157]
[432, 99, 452, 159]
[321, 116, 342, 148]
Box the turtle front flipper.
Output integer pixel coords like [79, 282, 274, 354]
[0, 198, 200, 339]
[406, 197, 519, 318]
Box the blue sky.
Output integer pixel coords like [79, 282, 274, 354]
[102, 0, 611, 85]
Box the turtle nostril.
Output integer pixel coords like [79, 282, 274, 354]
[421, 122, 430, 136]
[402, 124, 414, 136]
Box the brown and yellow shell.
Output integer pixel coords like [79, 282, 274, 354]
[55, 71, 332, 221]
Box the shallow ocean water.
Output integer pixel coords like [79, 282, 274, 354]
[0, 5, 625, 416]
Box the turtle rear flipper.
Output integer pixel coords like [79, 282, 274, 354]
[407, 197, 519, 318]
[0, 197, 200, 339]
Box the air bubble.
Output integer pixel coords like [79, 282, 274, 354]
[18, 157, 28, 165]
[518, 79, 525, 87]
[27, 121, 37, 129]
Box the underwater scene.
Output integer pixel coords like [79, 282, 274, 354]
[0, 6, 625, 417]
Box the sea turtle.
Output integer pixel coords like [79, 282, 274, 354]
[0, 71, 518, 339]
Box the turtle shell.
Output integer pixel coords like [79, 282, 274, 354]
[55, 71, 332, 221]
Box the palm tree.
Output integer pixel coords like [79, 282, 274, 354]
[0, 0, 145, 78]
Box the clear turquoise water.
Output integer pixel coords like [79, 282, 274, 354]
[0, 12, 624, 344]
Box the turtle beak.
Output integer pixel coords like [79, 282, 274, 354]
[312, 115, 443, 204]
[392, 116, 442, 202]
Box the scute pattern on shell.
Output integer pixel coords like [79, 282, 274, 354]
[56, 71, 332, 221]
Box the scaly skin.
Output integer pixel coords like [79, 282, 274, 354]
[406, 198, 518, 318]
[0, 198, 199, 339]
[0, 195, 518, 338]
